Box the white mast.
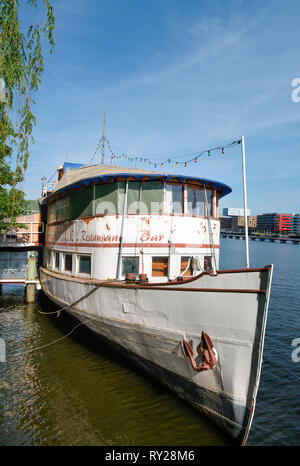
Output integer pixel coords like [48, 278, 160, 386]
[116, 179, 129, 279]
[241, 136, 249, 268]
[101, 110, 106, 164]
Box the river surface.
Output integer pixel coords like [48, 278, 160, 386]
[0, 238, 299, 446]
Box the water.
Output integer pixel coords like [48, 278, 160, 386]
[0, 238, 299, 446]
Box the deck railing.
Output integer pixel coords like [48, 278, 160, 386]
[0, 222, 44, 245]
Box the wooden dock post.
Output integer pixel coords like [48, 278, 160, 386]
[25, 255, 36, 303]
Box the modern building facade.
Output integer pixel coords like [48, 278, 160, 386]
[256, 213, 292, 234]
[220, 215, 257, 231]
[220, 216, 233, 230]
[292, 214, 300, 235]
[232, 216, 257, 231]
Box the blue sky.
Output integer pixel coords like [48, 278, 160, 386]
[19, 0, 300, 214]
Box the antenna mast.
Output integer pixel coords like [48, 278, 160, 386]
[101, 110, 106, 164]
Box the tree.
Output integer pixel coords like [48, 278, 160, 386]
[0, 0, 54, 230]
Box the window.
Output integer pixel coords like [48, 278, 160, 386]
[122, 256, 139, 276]
[127, 182, 142, 214]
[95, 182, 118, 215]
[70, 187, 93, 219]
[56, 196, 70, 221]
[78, 255, 91, 274]
[187, 187, 205, 216]
[64, 254, 72, 272]
[55, 252, 60, 270]
[165, 184, 183, 214]
[186, 186, 213, 216]
[47, 202, 56, 223]
[142, 182, 164, 214]
[204, 256, 212, 272]
[124, 181, 164, 215]
[152, 257, 168, 277]
[47, 250, 52, 268]
[205, 189, 212, 217]
[180, 256, 193, 276]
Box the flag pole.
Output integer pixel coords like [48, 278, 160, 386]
[101, 110, 106, 164]
[241, 136, 249, 268]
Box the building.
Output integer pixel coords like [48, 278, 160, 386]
[292, 214, 300, 235]
[257, 213, 293, 234]
[231, 216, 257, 231]
[223, 207, 250, 217]
[221, 208, 256, 232]
[220, 216, 233, 230]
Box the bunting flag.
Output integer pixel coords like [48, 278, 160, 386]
[90, 135, 241, 168]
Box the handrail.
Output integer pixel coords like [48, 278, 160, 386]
[0, 222, 44, 244]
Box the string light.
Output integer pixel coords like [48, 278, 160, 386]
[92, 135, 241, 168]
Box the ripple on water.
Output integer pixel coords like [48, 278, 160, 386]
[1, 239, 300, 446]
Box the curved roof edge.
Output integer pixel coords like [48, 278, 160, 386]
[41, 172, 232, 205]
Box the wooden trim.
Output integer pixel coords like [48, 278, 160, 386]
[40, 265, 270, 293]
[103, 283, 267, 294]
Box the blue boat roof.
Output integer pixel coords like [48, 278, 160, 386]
[41, 163, 232, 205]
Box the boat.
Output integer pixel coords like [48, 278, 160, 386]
[39, 161, 273, 445]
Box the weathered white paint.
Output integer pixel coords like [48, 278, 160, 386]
[40, 264, 273, 444]
[45, 214, 220, 280]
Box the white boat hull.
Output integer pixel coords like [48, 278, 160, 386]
[40, 265, 273, 445]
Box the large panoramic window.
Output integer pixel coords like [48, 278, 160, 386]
[187, 187, 205, 216]
[56, 196, 70, 221]
[126, 182, 142, 214]
[187, 186, 212, 216]
[123, 181, 164, 214]
[69, 186, 93, 218]
[142, 181, 164, 214]
[165, 184, 183, 214]
[95, 182, 118, 215]
[47, 201, 56, 223]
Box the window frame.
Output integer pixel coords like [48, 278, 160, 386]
[76, 253, 92, 276]
[121, 255, 140, 277]
[64, 253, 73, 274]
[180, 256, 193, 277]
[54, 251, 60, 271]
[164, 182, 184, 215]
[151, 256, 169, 277]
[47, 249, 52, 269]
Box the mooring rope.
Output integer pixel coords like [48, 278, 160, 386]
[11, 318, 92, 359]
[1, 284, 104, 358]
[37, 283, 102, 316]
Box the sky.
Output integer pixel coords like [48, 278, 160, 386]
[17, 0, 300, 214]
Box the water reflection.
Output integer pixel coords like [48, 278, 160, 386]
[0, 286, 231, 446]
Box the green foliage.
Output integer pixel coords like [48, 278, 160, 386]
[0, 0, 54, 230]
